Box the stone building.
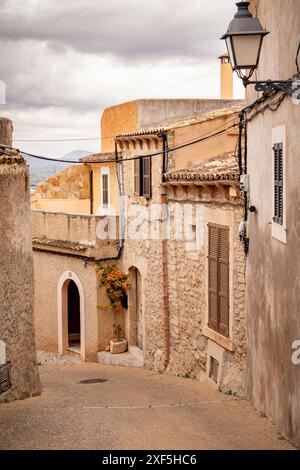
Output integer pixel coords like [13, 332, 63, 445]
[115, 102, 246, 393]
[30, 56, 246, 394]
[244, 0, 300, 446]
[164, 155, 245, 394]
[31, 96, 243, 367]
[0, 117, 40, 402]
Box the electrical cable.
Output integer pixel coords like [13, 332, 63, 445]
[296, 40, 300, 74]
[14, 137, 102, 142]
[14, 113, 239, 143]
[20, 122, 239, 165]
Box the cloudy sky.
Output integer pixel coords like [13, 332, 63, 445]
[0, 0, 244, 157]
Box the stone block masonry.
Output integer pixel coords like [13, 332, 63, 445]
[0, 135, 40, 402]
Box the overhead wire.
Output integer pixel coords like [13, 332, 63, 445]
[20, 121, 239, 165]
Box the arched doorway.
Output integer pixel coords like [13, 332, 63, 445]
[67, 280, 80, 352]
[128, 267, 143, 351]
[57, 272, 85, 359]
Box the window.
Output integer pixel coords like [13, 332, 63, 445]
[208, 224, 230, 338]
[273, 143, 283, 225]
[272, 125, 286, 244]
[133, 156, 152, 198]
[101, 167, 110, 213]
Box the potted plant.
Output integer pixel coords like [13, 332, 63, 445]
[110, 323, 128, 354]
[97, 264, 130, 354]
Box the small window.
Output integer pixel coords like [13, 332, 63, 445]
[273, 142, 283, 226]
[133, 156, 152, 199]
[101, 167, 110, 213]
[272, 125, 286, 244]
[208, 224, 230, 338]
[102, 174, 109, 206]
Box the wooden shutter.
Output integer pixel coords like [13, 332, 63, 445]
[142, 156, 151, 199]
[273, 143, 283, 225]
[102, 174, 108, 205]
[134, 158, 140, 195]
[208, 224, 230, 338]
[218, 227, 229, 337]
[208, 225, 219, 332]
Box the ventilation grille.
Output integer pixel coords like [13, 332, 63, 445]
[209, 357, 219, 384]
[0, 362, 12, 394]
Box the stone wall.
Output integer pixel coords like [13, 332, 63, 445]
[120, 138, 166, 372]
[32, 210, 119, 259]
[33, 164, 90, 200]
[0, 146, 40, 402]
[166, 197, 246, 396]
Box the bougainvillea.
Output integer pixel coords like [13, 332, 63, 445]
[98, 264, 131, 311]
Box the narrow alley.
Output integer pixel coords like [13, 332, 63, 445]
[0, 364, 294, 450]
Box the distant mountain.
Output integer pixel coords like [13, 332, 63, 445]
[24, 149, 90, 190]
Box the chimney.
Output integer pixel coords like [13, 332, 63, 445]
[218, 53, 233, 100]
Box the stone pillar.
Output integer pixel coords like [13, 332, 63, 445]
[0, 117, 13, 147]
[0, 125, 40, 402]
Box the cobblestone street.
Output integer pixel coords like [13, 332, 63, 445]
[0, 364, 295, 450]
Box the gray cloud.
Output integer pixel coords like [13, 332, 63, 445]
[0, 0, 235, 60]
[0, 0, 243, 157]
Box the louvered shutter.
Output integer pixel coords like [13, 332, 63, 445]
[142, 156, 151, 199]
[273, 143, 283, 225]
[102, 174, 108, 205]
[134, 158, 140, 195]
[218, 227, 229, 337]
[208, 225, 219, 332]
[208, 224, 230, 338]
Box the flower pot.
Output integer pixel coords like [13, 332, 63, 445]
[110, 339, 128, 354]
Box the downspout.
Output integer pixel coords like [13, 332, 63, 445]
[161, 132, 169, 181]
[238, 110, 249, 254]
[89, 168, 94, 215]
[160, 131, 170, 368]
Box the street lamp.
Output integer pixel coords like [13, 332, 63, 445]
[221, 1, 298, 97]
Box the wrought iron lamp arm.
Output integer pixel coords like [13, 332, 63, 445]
[243, 78, 300, 98]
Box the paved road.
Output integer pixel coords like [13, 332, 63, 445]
[0, 363, 295, 450]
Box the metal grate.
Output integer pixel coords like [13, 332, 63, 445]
[79, 378, 107, 384]
[209, 357, 219, 384]
[0, 362, 12, 394]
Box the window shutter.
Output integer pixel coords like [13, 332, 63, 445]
[273, 143, 283, 225]
[142, 156, 151, 199]
[218, 227, 229, 337]
[208, 224, 230, 338]
[208, 225, 219, 332]
[102, 174, 109, 205]
[134, 158, 140, 195]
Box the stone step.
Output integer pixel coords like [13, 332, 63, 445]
[97, 351, 144, 368]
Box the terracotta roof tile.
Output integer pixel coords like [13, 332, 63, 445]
[165, 153, 239, 182]
[80, 152, 116, 163]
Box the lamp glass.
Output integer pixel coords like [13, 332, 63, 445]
[225, 37, 235, 67]
[231, 34, 262, 69]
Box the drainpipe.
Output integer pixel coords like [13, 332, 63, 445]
[160, 132, 170, 368]
[89, 168, 94, 215]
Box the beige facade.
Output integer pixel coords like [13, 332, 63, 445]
[101, 98, 239, 153]
[32, 209, 121, 361]
[245, 0, 300, 446]
[80, 153, 119, 216]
